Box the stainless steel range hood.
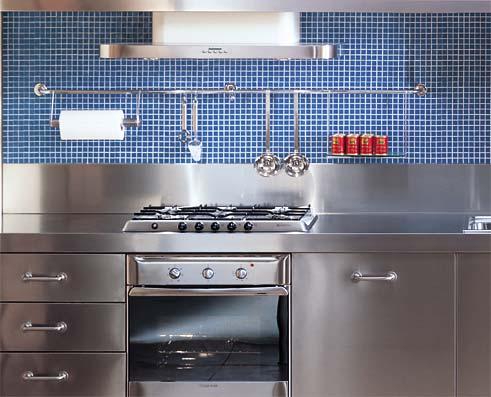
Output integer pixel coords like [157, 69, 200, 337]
[1, 0, 490, 12]
[100, 12, 337, 60]
[100, 43, 337, 60]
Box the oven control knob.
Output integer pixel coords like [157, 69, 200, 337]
[235, 268, 248, 280]
[195, 222, 205, 232]
[227, 222, 237, 232]
[169, 268, 181, 280]
[178, 222, 188, 232]
[211, 222, 220, 232]
[244, 222, 254, 232]
[202, 268, 214, 280]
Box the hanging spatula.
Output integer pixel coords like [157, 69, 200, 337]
[188, 97, 202, 162]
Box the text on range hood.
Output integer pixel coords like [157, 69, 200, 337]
[100, 12, 337, 60]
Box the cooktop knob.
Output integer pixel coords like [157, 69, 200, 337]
[195, 222, 205, 232]
[235, 268, 248, 280]
[169, 268, 181, 280]
[227, 222, 237, 232]
[178, 222, 188, 232]
[202, 268, 214, 280]
[211, 222, 220, 232]
[151, 223, 159, 230]
[244, 222, 254, 232]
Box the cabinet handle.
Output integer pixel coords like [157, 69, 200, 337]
[130, 286, 289, 297]
[21, 321, 68, 333]
[22, 272, 68, 282]
[351, 271, 398, 282]
[22, 371, 69, 382]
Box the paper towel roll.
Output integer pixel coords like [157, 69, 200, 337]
[59, 110, 125, 140]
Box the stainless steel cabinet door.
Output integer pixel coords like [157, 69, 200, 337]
[0, 254, 125, 302]
[0, 303, 125, 351]
[292, 253, 455, 397]
[457, 254, 491, 397]
[0, 353, 125, 396]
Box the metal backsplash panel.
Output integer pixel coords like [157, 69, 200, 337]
[2, 12, 490, 164]
[4, 164, 491, 214]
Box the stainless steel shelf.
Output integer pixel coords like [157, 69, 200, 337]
[327, 155, 406, 159]
[326, 92, 411, 160]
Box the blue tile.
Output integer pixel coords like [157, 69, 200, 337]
[2, 12, 491, 164]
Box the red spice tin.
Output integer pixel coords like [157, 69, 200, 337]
[346, 134, 360, 156]
[360, 134, 375, 156]
[331, 134, 346, 156]
[375, 135, 389, 156]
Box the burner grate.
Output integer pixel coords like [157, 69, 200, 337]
[132, 205, 312, 222]
[124, 205, 317, 233]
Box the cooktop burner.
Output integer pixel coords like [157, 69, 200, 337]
[123, 205, 318, 233]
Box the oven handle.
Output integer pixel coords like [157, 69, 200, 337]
[129, 286, 289, 297]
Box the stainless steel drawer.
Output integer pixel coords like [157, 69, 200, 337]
[0, 254, 125, 302]
[0, 303, 125, 352]
[0, 353, 125, 396]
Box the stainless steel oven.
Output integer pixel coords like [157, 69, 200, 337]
[127, 255, 290, 397]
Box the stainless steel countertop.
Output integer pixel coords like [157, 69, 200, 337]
[1, 213, 490, 253]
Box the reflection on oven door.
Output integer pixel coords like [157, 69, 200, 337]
[129, 295, 289, 397]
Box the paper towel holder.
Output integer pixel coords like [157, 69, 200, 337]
[35, 83, 142, 129]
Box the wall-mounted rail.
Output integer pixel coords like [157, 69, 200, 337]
[34, 83, 428, 159]
[34, 82, 427, 160]
[34, 83, 428, 98]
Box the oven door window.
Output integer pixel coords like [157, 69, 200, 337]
[129, 294, 289, 383]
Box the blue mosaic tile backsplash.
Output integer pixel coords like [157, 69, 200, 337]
[2, 12, 491, 164]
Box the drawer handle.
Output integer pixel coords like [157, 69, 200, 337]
[22, 272, 68, 282]
[351, 271, 398, 282]
[22, 371, 69, 382]
[21, 321, 68, 333]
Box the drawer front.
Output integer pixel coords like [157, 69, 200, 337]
[0, 303, 125, 352]
[0, 254, 125, 302]
[0, 353, 125, 397]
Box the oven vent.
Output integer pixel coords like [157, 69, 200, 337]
[100, 12, 337, 60]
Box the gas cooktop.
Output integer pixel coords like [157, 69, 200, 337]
[123, 205, 318, 233]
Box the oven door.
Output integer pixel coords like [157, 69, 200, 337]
[128, 286, 289, 397]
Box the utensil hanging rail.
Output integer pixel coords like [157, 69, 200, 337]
[34, 83, 428, 97]
[34, 82, 427, 131]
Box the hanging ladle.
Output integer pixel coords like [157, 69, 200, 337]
[254, 91, 282, 177]
[284, 93, 309, 177]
